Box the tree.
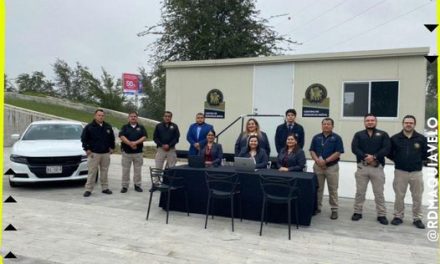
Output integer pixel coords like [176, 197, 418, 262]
[123, 100, 138, 113]
[138, 67, 163, 119]
[139, 0, 296, 62]
[16, 71, 54, 95]
[426, 60, 437, 98]
[53, 59, 101, 104]
[138, 67, 154, 96]
[138, 0, 296, 120]
[53, 59, 73, 98]
[139, 67, 165, 120]
[426, 60, 437, 119]
[96, 68, 125, 111]
[4, 74, 16, 92]
[72, 62, 102, 104]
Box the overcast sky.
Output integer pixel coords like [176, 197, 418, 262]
[6, 0, 436, 81]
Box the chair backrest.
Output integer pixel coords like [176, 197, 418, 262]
[149, 167, 164, 187]
[205, 172, 239, 194]
[259, 175, 299, 199]
[150, 167, 186, 188]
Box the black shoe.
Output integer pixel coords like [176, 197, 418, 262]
[351, 213, 362, 221]
[391, 217, 403, 225]
[330, 211, 338, 220]
[413, 219, 426, 229]
[377, 216, 389, 225]
[83, 191, 91, 197]
[102, 189, 112, 195]
[314, 209, 321, 215]
[134, 185, 143, 192]
[121, 187, 128, 193]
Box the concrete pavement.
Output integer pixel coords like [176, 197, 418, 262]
[2, 148, 438, 264]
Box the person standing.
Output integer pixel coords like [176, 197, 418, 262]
[388, 115, 428, 229]
[275, 109, 305, 153]
[309, 118, 344, 219]
[351, 113, 391, 225]
[235, 118, 270, 157]
[186, 113, 213, 155]
[153, 111, 180, 169]
[81, 109, 115, 197]
[119, 111, 147, 193]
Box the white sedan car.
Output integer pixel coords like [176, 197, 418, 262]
[8, 120, 88, 187]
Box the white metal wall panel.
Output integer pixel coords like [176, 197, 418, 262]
[252, 63, 294, 157]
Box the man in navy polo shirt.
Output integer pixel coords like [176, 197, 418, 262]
[310, 117, 344, 220]
[119, 111, 147, 193]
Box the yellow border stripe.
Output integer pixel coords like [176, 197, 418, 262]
[0, 0, 5, 263]
[0, 0, 4, 263]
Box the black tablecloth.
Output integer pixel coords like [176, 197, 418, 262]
[159, 165, 317, 226]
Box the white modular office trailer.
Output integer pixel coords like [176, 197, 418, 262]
[163, 47, 428, 162]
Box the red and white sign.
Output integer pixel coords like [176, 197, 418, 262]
[122, 73, 141, 94]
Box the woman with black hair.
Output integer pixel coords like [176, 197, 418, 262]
[199, 130, 223, 167]
[277, 134, 306, 172]
[238, 135, 269, 169]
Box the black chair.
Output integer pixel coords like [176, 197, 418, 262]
[146, 167, 189, 224]
[204, 172, 242, 232]
[259, 175, 300, 240]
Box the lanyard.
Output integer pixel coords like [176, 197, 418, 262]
[321, 135, 331, 148]
[319, 134, 332, 157]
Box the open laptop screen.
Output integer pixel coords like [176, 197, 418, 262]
[234, 157, 256, 172]
[188, 155, 205, 168]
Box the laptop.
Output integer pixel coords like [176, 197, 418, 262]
[234, 157, 257, 172]
[188, 155, 205, 168]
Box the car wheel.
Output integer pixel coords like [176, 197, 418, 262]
[9, 180, 18, 188]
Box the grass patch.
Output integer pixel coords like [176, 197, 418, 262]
[5, 96, 155, 138]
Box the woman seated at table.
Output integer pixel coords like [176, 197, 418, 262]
[277, 134, 306, 172]
[234, 118, 271, 157]
[199, 130, 223, 167]
[238, 135, 269, 169]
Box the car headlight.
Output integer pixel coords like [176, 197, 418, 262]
[10, 154, 28, 164]
[81, 155, 88, 162]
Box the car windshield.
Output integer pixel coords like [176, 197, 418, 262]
[22, 124, 83, 140]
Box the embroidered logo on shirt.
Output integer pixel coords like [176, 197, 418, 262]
[375, 132, 381, 136]
[414, 143, 420, 149]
